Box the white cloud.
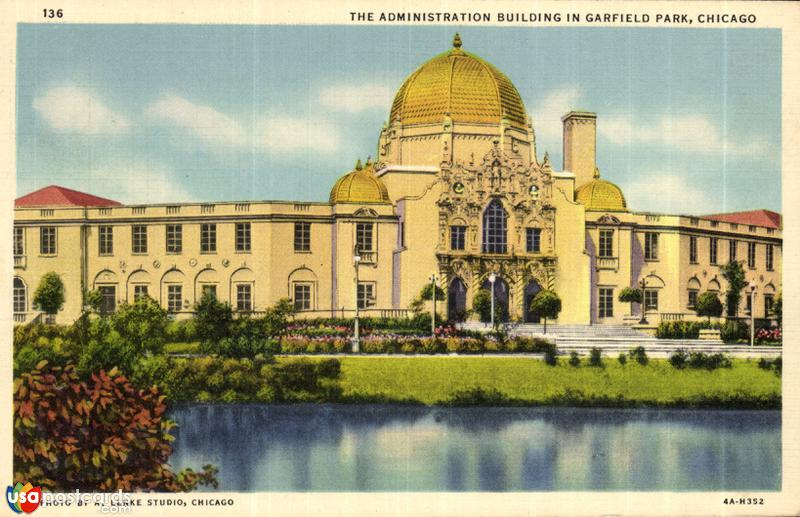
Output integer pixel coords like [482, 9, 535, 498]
[32, 86, 130, 134]
[530, 87, 583, 142]
[599, 114, 764, 156]
[318, 82, 394, 113]
[258, 116, 341, 153]
[87, 162, 194, 204]
[145, 95, 246, 147]
[622, 173, 716, 215]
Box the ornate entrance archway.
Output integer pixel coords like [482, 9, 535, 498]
[448, 277, 467, 322]
[523, 280, 543, 323]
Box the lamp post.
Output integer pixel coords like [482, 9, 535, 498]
[749, 281, 757, 347]
[353, 253, 361, 353]
[638, 277, 648, 325]
[489, 273, 497, 328]
[430, 274, 437, 336]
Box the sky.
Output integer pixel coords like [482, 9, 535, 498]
[16, 25, 781, 215]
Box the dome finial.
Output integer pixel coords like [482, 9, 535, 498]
[355, 159, 363, 171]
[593, 166, 600, 179]
[453, 33, 462, 49]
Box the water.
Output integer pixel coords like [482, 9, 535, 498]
[169, 405, 780, 492]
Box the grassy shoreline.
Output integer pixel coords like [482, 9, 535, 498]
[331, 356, 781, 409]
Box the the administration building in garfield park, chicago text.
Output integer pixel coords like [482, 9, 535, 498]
[12, 35, 782, 328]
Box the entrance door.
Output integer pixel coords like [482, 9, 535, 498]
[481, 277, 509, 322]
[448, 277, 467, 322]
[524, 280, 542, 323]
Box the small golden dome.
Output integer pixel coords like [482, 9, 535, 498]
[575, 168, 628, 212]
[329, 159, 391, 204]
[389, 34, 527, 130]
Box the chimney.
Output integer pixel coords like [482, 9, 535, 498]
[561, 111, 597, 188]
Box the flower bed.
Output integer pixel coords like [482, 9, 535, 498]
[277, 333, 554, 355]
[755, 327, 782, 344]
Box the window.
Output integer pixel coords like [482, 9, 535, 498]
[749, 225, 757, 233]
[98, 226, 113, 255]
[357, 282, 376, 309]
[745, 293, 752, 315]
[355, 222, 373, 252]
[450, 225, 466, 251]
[133, 285, 149, 301]
[236, 223, 251, 252]
[166, 224, 182, 253]
[98, 286, 116, 314]
[132, 225, 148, 254]
[688, 289, 698, 309]
[644, 232, 658, 261]
[747, 242, 756, 269]
[644, 289, 659, 311]
[690, 217, 699, 226]
[765, 294, 775, 318]
[294, 222, 311, 252]
[200, 223, 216, 253]
[236, 284, 252, 311]
[709, 237, 718, 265]
[710, 221, 719, 228]
[167, 285, 183, 312]
[689, 236, 697, 264]
[766, 244, 774, 271]
[201, 284, 217, 300]
[40, 226, 57, 255]
[527, 228, 542, 254]
[482, 199, 507, 254]
[598, 229, 613, 258]
[13, 278, 26, 313]
[598, 288, 614, 318]
[729, 239, 737, 262]
[293, 283, 312, 311]
[13, 227, 24, 256]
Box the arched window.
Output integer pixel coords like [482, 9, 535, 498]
[13, 277, 26, 313]
[482, 199, 507, 254]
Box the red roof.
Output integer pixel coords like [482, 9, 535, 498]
[703, 209, 782, 229]
[15, 185, 121, 208]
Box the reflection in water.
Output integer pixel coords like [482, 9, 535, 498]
[169, 405, 780, 492]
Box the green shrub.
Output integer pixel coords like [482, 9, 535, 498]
[263, 359, 342, 402]
[656, 320, 716, 339]
[544, 347, 558, 366]
[617, 353, 627, 365]
[720, 320, 749, 343]
[669, 349, 689, 369]
[444, 387, 510, 406]
[568, 351, 581, 367]
[194, 293, 234, 344]
[629, 346, 648, 365]
[588, 347, 603, 367]
[110, 297, 169, 356]
[166, 319, 198, 342]
[688, 352, 732, 370]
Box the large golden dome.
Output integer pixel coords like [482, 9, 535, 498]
[329, 159, 391, 204]
[389, 34, 527, 130]
[575, 168, 628, 212]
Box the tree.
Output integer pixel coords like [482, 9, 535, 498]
[110, 296, 169, 356]
[32, 272, 65, 318]
[419, 283, 445, 301]
[721, 260, 747, 318]
[773, 293, 782, 326]
[472, 288, 508, 325]
[529, 290, 562, 334]
[194, 291, 234, 344]
[695, 291, 723, 322]
[14, 361, 217, 492]
[82, 289, 102, 313]
[618, 287, 642, 316]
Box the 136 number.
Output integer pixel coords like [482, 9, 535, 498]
[43, 9, 63, 18]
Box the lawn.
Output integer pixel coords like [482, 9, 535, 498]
[334, 356, 781, 408]
[164, 341, 200, 354]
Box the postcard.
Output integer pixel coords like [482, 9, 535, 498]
[2, 1, 798, 516]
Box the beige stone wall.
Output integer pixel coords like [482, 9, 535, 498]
[13, 200, 399, 323]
